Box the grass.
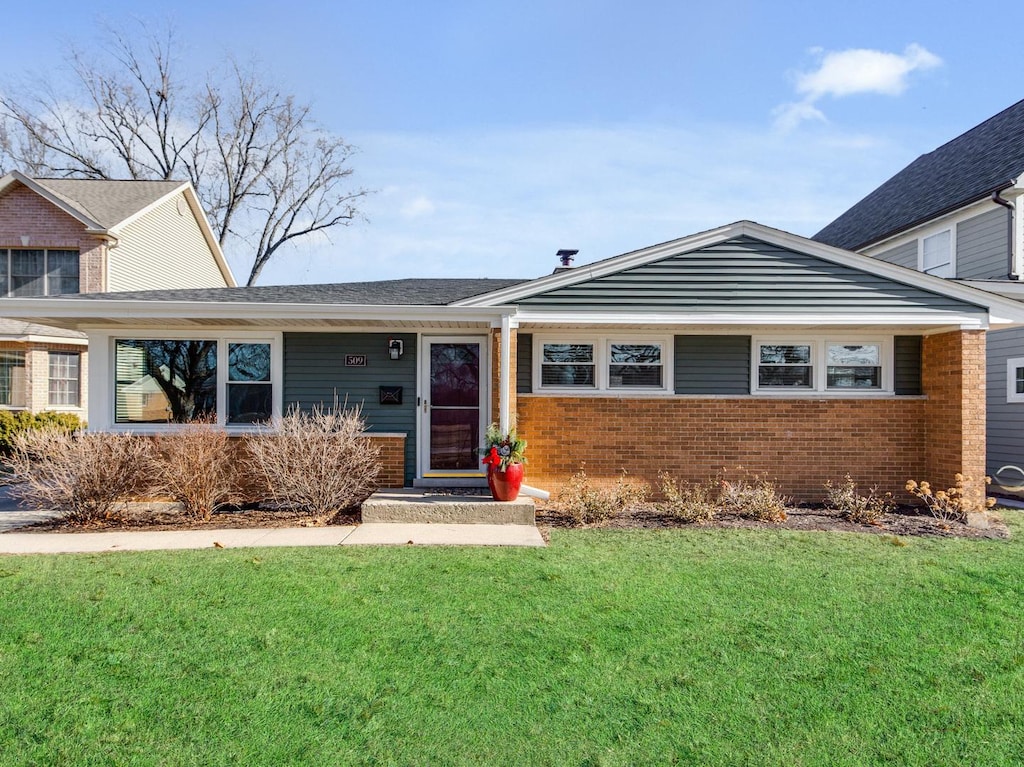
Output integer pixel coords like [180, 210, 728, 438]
[1, 517, 1024, 766]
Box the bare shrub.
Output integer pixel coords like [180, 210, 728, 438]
[556, 465, 650, 526]
[719, 470, 789, 523]
[659, 472, 718, 524]
[823, 475, 894, 525]
[905, 474, 996, 525]
[154, 422, 238, 521]
[244, 403, 381, 524]
[8, 427, 154, 524]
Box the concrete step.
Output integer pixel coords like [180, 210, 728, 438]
[361, 489, 535, 525]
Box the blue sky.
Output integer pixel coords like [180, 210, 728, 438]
[3, 1, 1023, 285]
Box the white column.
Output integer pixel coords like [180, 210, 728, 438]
[499, 313, 512, 434]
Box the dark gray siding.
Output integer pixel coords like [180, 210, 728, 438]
[517, 333, 532, 393]
[284, 332, 418, 484]
[515, 236, 987, 317]
[893, 336, 922, 395]
[874, 240, 917, 269]
[956, 207, 1009, 280]
[987, 327, 1024, 479]
[675, 335, 750, 394]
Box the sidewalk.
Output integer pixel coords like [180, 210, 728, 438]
[0, 522, 545, 554]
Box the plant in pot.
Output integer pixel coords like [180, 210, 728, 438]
[480, 423, 527, 501]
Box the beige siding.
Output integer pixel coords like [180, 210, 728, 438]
[107, 194, 228, 291]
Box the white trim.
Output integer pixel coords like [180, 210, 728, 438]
[0, 171, 105, 230]
[752, 335, 893, 395]
[532, 333, 672, 394]
[1007, 357, 1024, 403]
[920, 227, 954, 277]
[499, 315, 511, 434]
[88, 329, 282, 432]
[859, 197, 1001, 258]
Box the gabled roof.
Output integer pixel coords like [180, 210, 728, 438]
[54, 278, 528, 305]
[813, 99, 1024, 251]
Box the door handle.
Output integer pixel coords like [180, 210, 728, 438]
[423, 400, 428, 413]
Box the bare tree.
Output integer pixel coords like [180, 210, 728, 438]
[0, 23, 367, 286]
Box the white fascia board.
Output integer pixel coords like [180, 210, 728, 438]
[454, 219, 1024, 321]
[2, 171, 106, 231]
[0, 298, 512, 326]
[513, 309, 989, 329]
[858, 198, 1004, 256]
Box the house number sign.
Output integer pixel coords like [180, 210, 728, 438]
[345, 354, 367, 367]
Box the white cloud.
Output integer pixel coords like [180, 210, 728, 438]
[400, 195, 436, 218]
[775, 44, 942, 130]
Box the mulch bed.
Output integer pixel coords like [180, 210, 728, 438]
[20, 507, 360, 533]
[536, 504, 1010, 540]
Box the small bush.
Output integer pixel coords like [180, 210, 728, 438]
[154, 422, 238, 521]
[719, 470, 789, 523]
[905, 474, 996, 525]
[556, 466, 650, 526]
[659, 472, 717, 524]
[8, 427, 154, 524]
[824, 475, 894, 525]
[245, 403, 381, 524]
[0, 410, 84, 456]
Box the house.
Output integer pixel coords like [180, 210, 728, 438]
[813, 99, 1024, 487]
[2, 220, 1022, 510]
[0, 171, 236, 420]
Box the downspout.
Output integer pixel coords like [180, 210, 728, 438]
[991, 190, 1019, 280]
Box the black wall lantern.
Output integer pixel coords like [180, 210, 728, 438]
[388, 338, 404, 360]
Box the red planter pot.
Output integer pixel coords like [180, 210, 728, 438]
[488, 463, 525, 502]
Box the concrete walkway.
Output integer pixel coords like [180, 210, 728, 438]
[0, 522, 545, 554]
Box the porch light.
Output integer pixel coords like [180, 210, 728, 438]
[388, 338, 404, 360]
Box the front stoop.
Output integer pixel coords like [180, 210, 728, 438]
[361, 489, 535, 525]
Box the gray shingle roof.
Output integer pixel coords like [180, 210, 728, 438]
[814, 99, 1024, 251]
[54, 278, 530, 305]
[0, 318, 85, 339]
[30, 178, 186, 229]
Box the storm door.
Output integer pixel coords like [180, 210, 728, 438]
[420, 338, 487, 476]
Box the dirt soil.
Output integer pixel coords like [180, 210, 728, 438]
[535, 504, 1011, 540]
[21, 507, 360, 533]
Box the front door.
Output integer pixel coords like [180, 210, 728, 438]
[420, 337, 487, 477]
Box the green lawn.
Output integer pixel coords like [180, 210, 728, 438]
[1, 517, 1023, 766]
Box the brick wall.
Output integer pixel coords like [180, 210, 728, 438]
[922, 330, 987, 510]
[512, 329, 988, 508]
[0, 184, 107, 292]
[371, 435, 407, 488]
[0, 340, 87, 418]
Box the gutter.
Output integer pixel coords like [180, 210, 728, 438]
[991, 189, 1019, 280]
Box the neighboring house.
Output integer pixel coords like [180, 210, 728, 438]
[813, 99, 1024, 485]
[0, 171, 235, 420]
[3, 220, 1023, 510]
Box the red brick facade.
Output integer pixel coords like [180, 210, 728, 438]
[372, 435, 407, 488]
[508, 329, 987, 510]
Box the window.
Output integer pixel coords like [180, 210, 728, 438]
[1007, 357, 1024, 403]
[227, 343, 272, 424]
[754, 338, 891, 394]
[535, 336, 669, 392]
[113, 336, 277, 426]
[921, 230, 953, 277]
[48, 352, 80, 407]
[0, 351, 26, 407]
[0, 249, 79, 296]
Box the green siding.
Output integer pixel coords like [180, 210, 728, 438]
[675, 336, 750, 394]
[893, 336, 922, 396]
[284, 332, 417, 484]
[517, 333, 533, 393]
[516, 236, 986, 316]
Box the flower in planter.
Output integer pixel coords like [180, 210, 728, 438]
[479, 423, 526, 472]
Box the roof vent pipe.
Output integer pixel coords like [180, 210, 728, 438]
[992, 190, 1019, 280]
[554, 249, 579, 274]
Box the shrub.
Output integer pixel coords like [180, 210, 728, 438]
[244, 403, 381, 524]
[823, 475, 894, 525]
[556, 466, 650, 526]
[659, 472, 717, 524]
[7, 427, 154, 524]
[719, 470, 789, 523]
[154, 422, 238, 521]
[0, 410, 84, 456]
[905, 474, 996, 525]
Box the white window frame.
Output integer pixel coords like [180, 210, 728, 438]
[97, 330, 282, 431]
[0, 248, 80, 296]
[919, 228, 954, 278]
[533, 334, 672, 394]
[752, 336, 893, 395]
[47, 351, 81, 408]
[1006, 357, 1024, 403]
